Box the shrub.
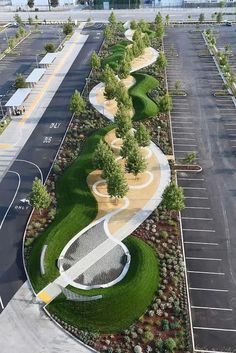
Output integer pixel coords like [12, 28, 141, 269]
[44, 43, 55, 53]
[161, 319, 170, 331]
[160, 230, 168, 239]
[134, 346, 142, 353]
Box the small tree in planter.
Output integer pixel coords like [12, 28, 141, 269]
[104, 78, 118, 100]
[15, 73, 27, 89]
[115, 82, 133, 110]
[69, 90, 86, 116]
[155, 51, 167, 73]
[107, 164, 129, 203]
[164, 338, 176, 352]
[130, 20, 137, 30]
[108, 11, 117, 26]
[102, 65, 116, 85]
[91, 51, 101, 70]
[102, 152, 118, 179]
[132, 28, 142, 42]
[162, 183, 185, 213]
[143, 33, 151, 48]
[199, 13, 205, 24]
[44, 43, 55, 53]
[118, 58, 131, 79]
[159, 94, 172, 113]
[120, 132, 139, 159]
[93, 140, 113, 170]
[184, 151, 197, 164]
[115, 106, 133, 138]
[29, 177, 52, 214]
[135, 123, 151, 147]
[104, 25, 113, 42]
[126, 144, 147, 179]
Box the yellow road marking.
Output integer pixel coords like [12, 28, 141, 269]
[18, 32, 82, 127]
[37, 290, 53, 304]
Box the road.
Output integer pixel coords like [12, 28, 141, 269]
[0, 7, 235, 22]
[0, 23, 104, 312]
[0, 25, 64, 118]
[165, 26, 236, 352]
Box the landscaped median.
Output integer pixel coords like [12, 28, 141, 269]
[25, 14, 192, 353]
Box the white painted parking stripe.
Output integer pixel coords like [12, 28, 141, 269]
[183, 229, 215, 232]
[182, 217, 213, 221]
[182, 187, 206, 190]
[175, 150, 197, 153]
[173, 132, 195, 135]
[184, 241, 218, 245]
[191, 306, 232, 311]
[173, 137, 196, 140]
[0, 296, 4, 310]
[194, 327, 236, 332]
[188, 270, 224, 275]
[178, 178, 204, 181]
[190, 287, 228, 292]
[185, 196, 208, 199]
[173, 127, 194, 129]
[186, 257, 221, 261]
[174, 144, 197, 147]
[185, 206, 210, 209]
[195, 349, 233, 353]
[172, 121, 193, 124]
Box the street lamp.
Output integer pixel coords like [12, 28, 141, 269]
[157, 125, 161, 145]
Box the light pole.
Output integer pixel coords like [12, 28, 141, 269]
[157, 125, 161, 145]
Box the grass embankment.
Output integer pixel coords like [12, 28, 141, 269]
[28, 125, 113, 293]
[129, 72, 159, 121]
[48, 236, 159, 333]
[102, 40, 130, 72]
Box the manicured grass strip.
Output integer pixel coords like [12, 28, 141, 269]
[129, 72, 159, 121]
[28, 125, 114, 293]
[102, 40, 130, 72]
[47, 236, 159, 333]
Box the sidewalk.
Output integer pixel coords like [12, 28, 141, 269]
[0, 24, 88, 182]
[0, 282, 94, 353]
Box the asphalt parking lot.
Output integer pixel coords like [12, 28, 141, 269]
[0, 25, 64, 118]
[165, 26, 236, 352]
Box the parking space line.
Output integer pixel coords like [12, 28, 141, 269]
[182, 217, 213, 221]
[186, 257, 221, 261]
[185, 206, 210, 209]
[194, 327, 236, 332]
[191, 306, 232, 311]
[190, 287, 228, 292]
[175, 144, 197, 147]
[173, 132, 195, 135]
[184, 241, 218, 245]
[173, 126, 194, 129]
[175, 150, 197, 153]
[182, 187, 206, 190]
[173, 137, 196, 140]
[187, 270, 224, 275]
[183, 229, 215, 232]
[178, 178, 204, 181]
[185, 196, 208, 199]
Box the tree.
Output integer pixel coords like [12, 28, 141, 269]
[118, 58, 131, 79]
[29, 177, 51, 213]
[91, 51, 101, 70]
[107, 164, 128, 202]
[155, 12, 163, 26]
[130, 19, 137, 30]
[132, 41, 141, 57]
[115, 106, 133, 138]
[199, 13, 205, 24]
[143, 33, 151, 48]
[216, 12, 223, 23]
[69, 90, 86, 116]
[44, 42, 55, 53]
[15, 73, 27, 88]
[159, 94, 172, 113]
[174, 80, 182, 92]
[14, 14, 23, 26]
[50, 0, 59, 7]
[162, 183, 185, 212]
[104, 25, 113, 41]
[136, 37, 145, 55]
[115, 81, 133, 110]
[165, 14, 170, 25]
[184, 151, 196, 164]
[139, 19, 149, 32]
[28, 16, 34, 25]
[104, 78, 118, 100]
[135, 123, 151, 147]
[126, 145, 147, 178]
[108, 11, 117, 26]
[120, 132, 139, 159]
[102, 64, 116, 85]
[155, 51, 167, 73]
[219, 0, 226, 8]
[164, 338, 177, 352]
[93, 140, 113, 170]
[8, 38, 15, 50]
[102, 152, 117, 179]
[18, 27, 26, 37]
[63, 22, 73, 35]
[27, 0, 34, 8]
[133, 28, 142, 42]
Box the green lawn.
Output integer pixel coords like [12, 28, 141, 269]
[47, 236, 159, 333]
[129, 72, 159, 121]
[102, 40, 130, 72]
[28, 125, 114, 293]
